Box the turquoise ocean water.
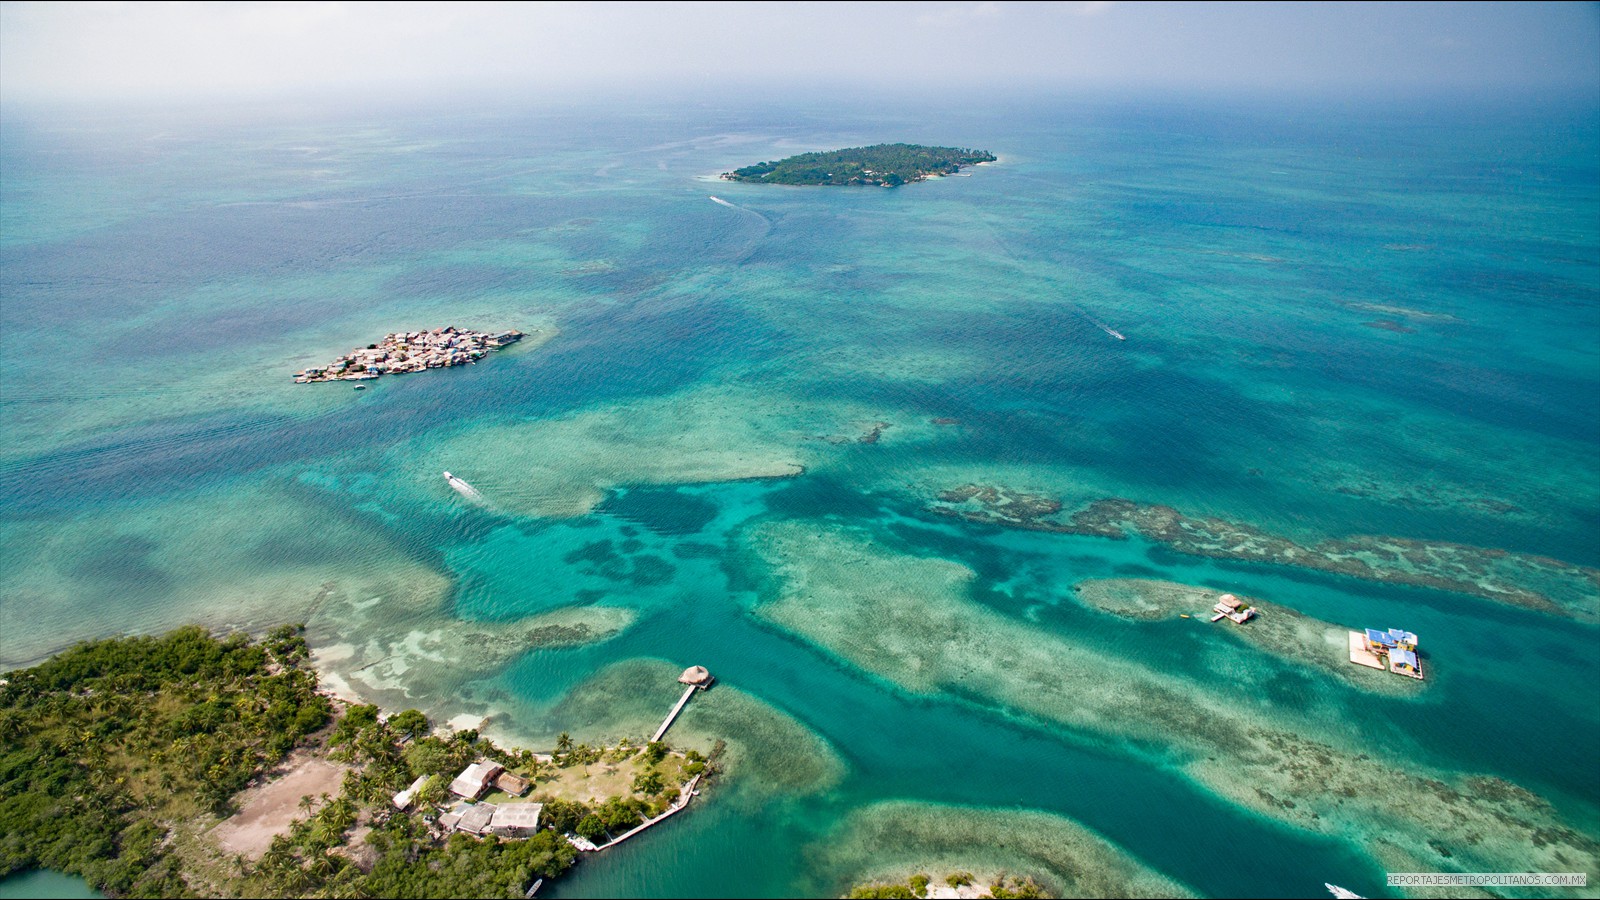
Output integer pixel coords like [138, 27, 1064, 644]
[2, 91, 1597, 897]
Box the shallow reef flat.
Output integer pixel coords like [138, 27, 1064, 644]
[1071, 578, 1425, 696]
[542, 658, 846, 802]
[0, 480, 449, 669]
[401, 381, 926, 518]
[309, 604, 635, 714]
[401, 383, 811, 518]
[748, 521, 1600, 890]
[809, 800, 1195, 899]
[929, 487, 1600, 621]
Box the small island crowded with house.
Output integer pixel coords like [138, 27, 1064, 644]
[294, 326, 523, 383]
[720, 143, 996, 187]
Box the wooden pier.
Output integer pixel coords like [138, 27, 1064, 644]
[565, 667, 712, 855]
[651, 665, 714, 743]
[652, 685, 698, 743]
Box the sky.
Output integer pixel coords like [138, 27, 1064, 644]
[1, 1, 1597, 106]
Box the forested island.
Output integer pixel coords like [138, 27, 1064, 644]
[848, 872, 1049, 898]
[721, 143, 996, 186]
[0, 626, 713, 898]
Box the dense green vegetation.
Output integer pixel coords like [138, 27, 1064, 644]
[845, 872, 1050, 899]
[1, 626, 729, 897]
[988, 876, 1049, 899]
[0, 627, 584, 898]
[0, 625, 331, 897]
[722, 143, 995, 186]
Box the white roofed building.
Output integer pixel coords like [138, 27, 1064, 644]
[489, 802, 544, 837]
[449, 761, 505, 800]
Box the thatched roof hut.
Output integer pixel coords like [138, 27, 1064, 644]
[678, 665, 714, 689]
[493, 771, 530, 796]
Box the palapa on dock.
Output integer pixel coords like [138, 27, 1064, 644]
[651, 666, 714, 743]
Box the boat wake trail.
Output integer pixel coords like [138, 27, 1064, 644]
[706, 195, 773, 264]
[977, 216, 1127, 342]
[1078, 310, 1126, 341]
[708, 195, 769, 223]
[442, 471, 485, 503]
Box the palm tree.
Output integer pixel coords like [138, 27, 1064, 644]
[0, 708, 23, 742]
[555, 732, 573, 755]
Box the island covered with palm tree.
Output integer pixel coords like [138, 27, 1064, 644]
[721, 143, 996, 186]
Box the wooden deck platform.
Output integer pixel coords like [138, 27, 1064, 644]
[1347, 631, 1385, 669]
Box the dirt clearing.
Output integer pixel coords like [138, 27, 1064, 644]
[208, 755, 349, 859]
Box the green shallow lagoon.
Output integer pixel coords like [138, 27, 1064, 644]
[0, 871, 101, 900]
[2, 92, 1597, 897]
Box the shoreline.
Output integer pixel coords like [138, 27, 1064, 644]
[2, 625, 718, 899]
[294, 325, 526, 383]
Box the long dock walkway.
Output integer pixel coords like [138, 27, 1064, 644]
[652, 685, 698, 743]
[593, 774, 703, 852]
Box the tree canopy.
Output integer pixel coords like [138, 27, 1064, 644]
[721, 143, 995, 186]
[0, 625, 331, 897]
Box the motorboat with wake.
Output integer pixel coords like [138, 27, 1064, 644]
[442, 471, 484, 501]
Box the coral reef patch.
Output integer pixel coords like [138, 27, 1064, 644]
[928, 489, 1599, 621]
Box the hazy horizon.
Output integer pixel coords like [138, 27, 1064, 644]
[3, 1, 1596, 108]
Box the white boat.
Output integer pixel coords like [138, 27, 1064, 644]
[442, 471, 484, 501]
[1326, 885, 1363, 899]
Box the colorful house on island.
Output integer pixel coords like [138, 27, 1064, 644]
[1361, 628, 1423, 679]
[1364, 628, 1417, 653]
[1390, 647, 1422, 678]
[1212, 594, 1256, 624]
